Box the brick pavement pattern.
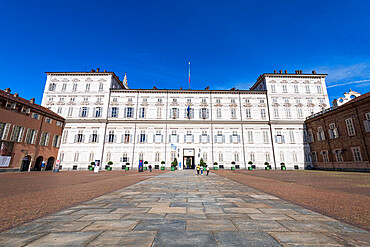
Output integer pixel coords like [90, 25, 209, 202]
[1, 171, 369, 246]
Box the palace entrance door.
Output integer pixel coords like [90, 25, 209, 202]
[183, 148, 195, 169]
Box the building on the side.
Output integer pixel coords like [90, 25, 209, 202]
[305, 90, 370, 171]
[0, 88, 65, 172]
[41, 69, 329, 170]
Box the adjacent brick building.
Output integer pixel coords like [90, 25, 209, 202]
[305, 91, 370, 171]
[0, 88, 65, 171]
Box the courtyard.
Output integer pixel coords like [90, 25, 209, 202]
[0, 169, 369, 246]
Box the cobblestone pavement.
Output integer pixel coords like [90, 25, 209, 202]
[1, 171, 369, 246]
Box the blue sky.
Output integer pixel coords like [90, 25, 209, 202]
[0, 0, 369, 104]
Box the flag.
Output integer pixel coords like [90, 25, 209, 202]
[187, 105, 190, 118]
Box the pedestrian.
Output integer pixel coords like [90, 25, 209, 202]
[206, 166, 209, 176]
[200, 165, 203, 175]
[148, 164, 152, 172]
[196, 164, 200, 175]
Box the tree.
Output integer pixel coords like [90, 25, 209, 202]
[200, 158, 207, 167]
[171, 158, 178, 167]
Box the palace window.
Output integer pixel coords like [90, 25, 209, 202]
[246, 108, 251, 118]
[155, 130, 162, 143]
[250, 152, 255, 162]
[139, 130, 146, 143]
[62, 83, 67, 91]
[289, 130, 295, 143]
[99, 83, 104, 90]
[321, 151, 329, 162]
[139, 108, 145, 118]
[311, 152, 318, 163]
[328, 123, 339, 139]
[139, 152, 144, 160]
[52, 135, 61, 147]
[10, 125, 24, 142]
[68, 107, 73, 117]
[317, 126, 325, 141]
[39, 132, 50, 146]
[275, 130, 285, 144]
[124, 130, 130, 143]
[49, 83, 56, 91]
[185, 130, 193, 143]
[25, 129, 37, 144]
[234, 152, 239, 162]
[271, 85, 276, 92]
[216, 108, 222, 118]
[219, 152, 223, 162]
[261, 109, 266, 118]
[94, 107, 102, 117]
[274, 108, 279, 118]
[75, 130, 84, 143]
[285, 107, 291, 118]
[184, 107, 194, 119]
[74, 152, 79, 162]
[110, 107, 118, 118]
[364, 113, 370, 132]
[170, 130, 178, 143]
[317, 85, 322, 93]
[305, 85, 310, 93]
[80, 107, 88, 117]
[297, 108, 303, 118]
[334, 150, 344, 162]
[200, 108, 209, 119]
[157, 107, 162, 118]
[201, 131, 208, 143]
[280, 151, 285, 162]
[89, 152, 94, 162]
[216, 131, 223, 143]
[282, 85, 287, 92]
[170, 108, 179, 119]
[351, 147, 362, 162]
[72, 83, 77, 91]
[203, 152, 207, 161]
[231, 108, 237, 118]
[231, 131, 239, 143]
[263, 130, 269, 143]
[62, 130, 68, 143]
[265, 152, 270, 162]
[155, 152, 160, 162]
[85, 83, 90, 91]
[293, 151, 298, 162]
[345, 118, 356, 136]
[308, 129, 314, 143]
[125, 107, 134, 118]
[120, 153, 128, 162]
[91, 130, 98, 143]
[294, 85, 299, 93]
[108, 130, 115, 143]
[247, 130, 253, 143]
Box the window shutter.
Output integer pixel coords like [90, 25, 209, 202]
[222, 135, 225, 143]
[274, 135, 278, 143]
[214, 135, 217, 142]
[169, 135, 171, 143]
[124, 108, 127, 118]
[184, 109, 187, 118]
[192, 135, 194, 143]
[137, 134, 140, 142]
[208, 135, 210, 143]
[282, 135, 285, 143]
[230, 135, 232, 143]
[191, 109, 194, 118]
[18, 127, 25, 142]
[199, 135, 202, 143]
[169, 109, 172, 118]
[81, 134, 85, 143]
[114, 135, 117, 143]
[86, 108, 89, 117]
[238, 135, 240, 143]
[74, 134, 78, 143]
[199, 109, 202, 118]
[89, 134, 92, 143]
[105, 135, 108, 142]
[93, 107, 96, 117]
[108, 108, 112, 117]
[153, 134, 156, 142]
[2, 124, 11, 140]
[45, 133, 50, 146]
[177, 135, 179, 143]
[184, 135, 186, 142]
[364, 121, 370, 132]
[206, 109, 209, 119]
[96, 135, 99, 143]
[32, 130, 38, 144]
[177, 109, 179, 118]
[145, 135, 147, 143]
[79, 107, 82, 117]
[161, 135, 163, 143]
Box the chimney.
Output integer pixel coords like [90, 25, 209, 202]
[103, 70, 107, 72]
[279, 70, 282, 74]
[274, 70, 277, 74]
[285, 70, 287, 74]
[96, 68, 100, 72]
[14, 93, 18, 97]
[312, 70, 316, 74]
[30, 98, 35, 104]
[180, 87, 182, 90]
[4, 88, 10, 93]
[295, 70, 298, 74]
[91, 69, 95, 72]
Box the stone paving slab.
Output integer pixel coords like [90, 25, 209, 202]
[1, 170, 369, 246]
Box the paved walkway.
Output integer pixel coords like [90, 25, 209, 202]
[1, 171, 369, 246]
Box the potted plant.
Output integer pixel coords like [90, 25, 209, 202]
[231, 161, 236, 170]
[125, 162, 130, 171]
[248, 161, 253, 170]
[264, 162, 270, 170]
[213, 162, 218, 170]
[280, 162, 286, 170]
[171, 158, 178, 171]
[143, 161, 148, 171]
[107, 161, 113, 171]
[89, 161, 95, 171]
[161, 161, 165, 170]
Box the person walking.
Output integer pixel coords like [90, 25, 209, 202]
[200, 165, 203, 175]
[148, 164, 152, 172]
[206, 166, 210, 176]
[196, 164, 200, 175]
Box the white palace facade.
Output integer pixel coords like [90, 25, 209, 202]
[41, 69, 329, 170]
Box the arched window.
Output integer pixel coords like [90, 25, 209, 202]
[265, 152, 270, 162]
[203, 152, 207, 161]
[219, 152, 223, 162]
[59, 152, 64, 162]
[293, 151, 298, 162]
[74, 152, 79, 162]
[250, 152, 255, 162]
[139, 152, 144, 161]
[280, 152, 285, 162]
[106, 152, 111, 162]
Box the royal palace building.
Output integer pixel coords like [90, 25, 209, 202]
[41, 69, 329, 170]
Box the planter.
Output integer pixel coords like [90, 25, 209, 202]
[231, 166, 235, 170]
[281, 166, 286, 170]
[265, 166, 270, 170]
[88, 166, 93, 171]
[214, 166, 218, 170]
[125, 167, 130, 171]
[107, 166, 112, 171]
[203, 167, 206, 171]
[161, 167, 165, 170]
[248, 167, 253, 170]
[171, 167, 175, 171]
[143, 167, 147, 171]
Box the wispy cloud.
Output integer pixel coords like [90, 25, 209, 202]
[327, 79, 370, 88]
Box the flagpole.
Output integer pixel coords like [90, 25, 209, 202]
[188, 61, 191, 90]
